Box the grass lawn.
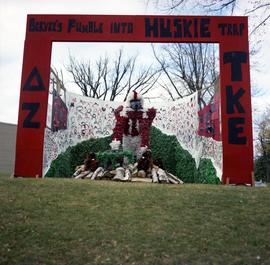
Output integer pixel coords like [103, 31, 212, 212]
[0, 177, 269, 265]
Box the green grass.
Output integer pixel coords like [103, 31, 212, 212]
[0, 172, 10, 179]
[0, 178, 269, 265]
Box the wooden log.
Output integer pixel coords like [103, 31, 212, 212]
[131, 177, 152, 183]
[123, 169, 132, 181]
[91, 167, 104, 180]
[151, 168, 159, 183]
[157, 168, 169, 183]
[113, 167, 126, 181]
[166, 172, 184, 184]
[168, 176, 179, 184]
[74, 170, 91, 179]
[99, 170, 114, 180]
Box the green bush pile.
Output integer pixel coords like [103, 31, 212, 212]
[46, 127, 220, 184]
[150, 127, 220, 184]
[45, 136, 111, 178]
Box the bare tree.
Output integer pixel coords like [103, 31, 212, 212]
[201, 0, 270, 37]
[147, 0, 270, 35]
[255, 106, 270, 182]
[66, 49, 160, 101]
[152, 43, 219, 108]
[50, 67, 67, 102]
[147, 0, 269, 104]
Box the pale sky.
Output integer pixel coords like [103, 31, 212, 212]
[0, 0, 269, 125]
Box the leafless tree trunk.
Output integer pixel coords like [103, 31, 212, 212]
[66, 49, 160, 101]
[152, 43, 219, 108]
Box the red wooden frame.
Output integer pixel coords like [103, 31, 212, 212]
[15, 15, 253, 184]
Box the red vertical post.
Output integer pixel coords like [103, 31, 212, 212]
[219, 26, 253, 185]
[14, 39, 52, 177]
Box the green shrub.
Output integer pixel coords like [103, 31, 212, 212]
[45, 136, 111, 178]
[46, 127, 220, 184]
[175, 146, 197, 183]
[196, 159, 220, 184]
[254, 156, 269, 182]
[150, 127, 178, 174]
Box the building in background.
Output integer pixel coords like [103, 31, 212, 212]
[0, 122, 17, 174]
